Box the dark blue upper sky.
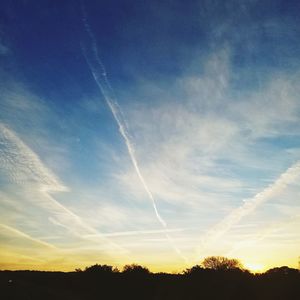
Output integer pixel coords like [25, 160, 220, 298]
[2, 0, 300, 98]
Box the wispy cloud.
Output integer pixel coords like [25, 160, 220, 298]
[113, 48, 300, 264]
[194, 161, 300, 259]
[1, 0, 300, 270]
[0, 124, 126, 255]
[0, 123, 67, 192]
[225, 213, 300, 257]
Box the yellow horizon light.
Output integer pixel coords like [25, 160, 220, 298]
[244, 262, 265, 273]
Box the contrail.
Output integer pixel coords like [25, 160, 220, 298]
[225, 213, 300, 257]
[83, 227, 185, 238]
[81, 6, 166, 228]
[81, 5, 188, 262]
[0, 223, 57, 250]
[194, 160, 300, 260]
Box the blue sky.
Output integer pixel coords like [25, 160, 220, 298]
[0, 0, 300, 272]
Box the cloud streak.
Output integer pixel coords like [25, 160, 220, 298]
[0, 123, 126, 253]
[81, 10, 166, 228]
[225, 213, 300, 257]
[81, 6, 187, 262]
[0, 223, 57, 250]
[84, 227, 185, 238]
[0, 123, 67, 192]
[194, 160, 300, 259]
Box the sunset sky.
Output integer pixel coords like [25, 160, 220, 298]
[0, 0, 300, 273]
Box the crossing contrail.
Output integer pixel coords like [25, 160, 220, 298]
[81, 4, 187, 262]
[194, 160, 300, 260]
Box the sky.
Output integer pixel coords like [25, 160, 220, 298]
[0, 0, 300, 273]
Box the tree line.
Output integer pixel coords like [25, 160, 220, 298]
[1, 256, 299, 300]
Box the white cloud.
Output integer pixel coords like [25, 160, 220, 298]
[113, 48, 300, 261]
[232, 73, 300, 139]
[0, 123, 67, 192]
[1, 36, 300, 269]
[0, 124, 127, 256]
[193, 160, 300, 259]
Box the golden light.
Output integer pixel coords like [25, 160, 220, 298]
[244, 263, 265, 273]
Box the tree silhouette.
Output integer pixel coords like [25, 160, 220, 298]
[202, 256, 243, 270]
[265, 266, 299, 276]
[2, 259, 300, 300]
[84, 264, 119, 273]
[122, 264, 150, 275]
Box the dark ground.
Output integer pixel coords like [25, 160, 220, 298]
[1, 267, 299, 300]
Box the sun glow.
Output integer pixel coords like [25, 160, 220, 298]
[245, 263, 265, 273]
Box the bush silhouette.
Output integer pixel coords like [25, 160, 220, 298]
[183, 264, 205, 275]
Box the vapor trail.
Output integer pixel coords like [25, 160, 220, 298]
[84, 227, 185, 238]
[81, 7, 166, 228]
[225, 213, 300, 257]
[194, 161, 300, 259]
[81, 6, 188, 262]
[0, 223, 57, 249]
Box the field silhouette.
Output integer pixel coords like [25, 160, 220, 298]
[1, 257, 299, 300]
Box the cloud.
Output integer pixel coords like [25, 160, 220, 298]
[116, 51, 243, 210]
[225, 213, 300, 256]
[83, 227, 185, 238]
[232, 74, 300, 139]
[111, 47, 300, 263]
[0, 124, 127, 255]
[194, 160, 300, 259]
[0, 123, 67, 192]
[1, 0, 300, 270]
[81, 14, 167, 229]
[81, 9, 189, 262]
[0, 223, 57, 250]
